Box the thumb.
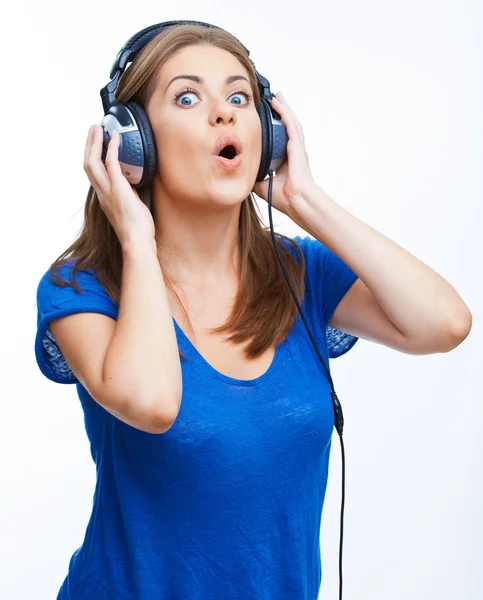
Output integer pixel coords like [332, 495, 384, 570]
[252, 179, 269, 201]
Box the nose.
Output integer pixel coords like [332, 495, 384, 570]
[209, 98, 237, 126]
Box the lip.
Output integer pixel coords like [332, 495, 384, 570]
[213, 134, 243, 157]
[213, 153, 243, 172]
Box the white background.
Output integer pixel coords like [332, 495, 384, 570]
[1, 1, 481, 598]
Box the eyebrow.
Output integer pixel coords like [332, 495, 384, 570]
[164, 74, 250, 94]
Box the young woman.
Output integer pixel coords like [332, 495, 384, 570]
[35, 22, 472, 600]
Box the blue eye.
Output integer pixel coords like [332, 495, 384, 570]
[229, 92, 250, 105]
[174, 89, 199, 106]
[173, 88, 253, 107]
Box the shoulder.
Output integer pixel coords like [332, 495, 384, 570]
[276, 234, 359, 359]
[36, 259, 117, 316]
[35, 259, 118, 384]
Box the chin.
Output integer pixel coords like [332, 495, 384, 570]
[208, 178, 253, 204]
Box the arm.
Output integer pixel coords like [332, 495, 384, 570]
[290, 187, 472, 354]
[102, 239, 183, 428]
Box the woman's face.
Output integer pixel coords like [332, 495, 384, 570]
[146, 44, 262, 208]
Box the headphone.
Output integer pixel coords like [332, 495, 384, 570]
[99, 19, 288, 187]
[99, 20, 347, 600]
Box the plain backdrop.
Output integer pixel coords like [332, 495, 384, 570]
[1, 1, 481, 598]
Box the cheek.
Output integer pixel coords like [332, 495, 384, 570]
[156, 123, 199, 168]
[248, 124, 263, 170]
[250, 116, 262, 152]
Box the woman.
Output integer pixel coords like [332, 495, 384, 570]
[35, 23, 472, 600]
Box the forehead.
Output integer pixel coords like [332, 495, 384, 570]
[159, 44, 248, 83]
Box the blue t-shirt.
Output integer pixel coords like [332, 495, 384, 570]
[35, 235, 359, 600]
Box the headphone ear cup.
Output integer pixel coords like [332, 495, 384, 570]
[256, 97, 272, 182]
[125, 101, 158, 188]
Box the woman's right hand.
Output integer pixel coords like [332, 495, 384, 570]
[83, 124, 156, 249]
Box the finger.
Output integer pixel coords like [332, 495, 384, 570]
[276, 93, 301, 135]
[275, 92, 295, 118]
[272, 94, 306, 148]
[271, 95, 299, 144]
[85, 125, 110, 193]
[278, 94, 304, 141]
[105, 130, 124, 180]
[83, 125, 95, 166]
[295, 119, 307, 149]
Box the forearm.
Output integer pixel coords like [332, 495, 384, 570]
[102, 239, 182, 422]
[290, 186, 472, 342]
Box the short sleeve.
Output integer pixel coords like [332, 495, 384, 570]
[35, 261, 119, 384]
[291, 235, 360, 358]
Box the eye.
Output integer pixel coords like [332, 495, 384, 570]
[173, 88, 253, 107]
[173, 88, 200, 107]
[229, 91, 252, 106]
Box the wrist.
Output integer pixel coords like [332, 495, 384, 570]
[288, 184, 322, 220]
[121, 236, 157, 258]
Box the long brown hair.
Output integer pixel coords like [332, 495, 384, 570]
[49, 23, 306, 360]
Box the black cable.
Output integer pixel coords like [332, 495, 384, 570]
[266, 168, 346, 600]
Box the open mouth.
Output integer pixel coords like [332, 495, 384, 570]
[214, 144, 243, 172]
[218, 145, 238, 160]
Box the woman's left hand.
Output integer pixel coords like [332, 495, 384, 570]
[251, 91, 318, 217]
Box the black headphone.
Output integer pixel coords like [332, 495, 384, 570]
[99, 19, 288, 188]
[99, 20, 348, 600]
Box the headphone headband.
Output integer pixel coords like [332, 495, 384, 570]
[109, 20, 249, 79]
